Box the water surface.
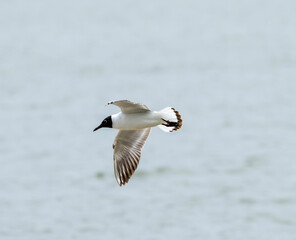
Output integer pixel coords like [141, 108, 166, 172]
[1, 1, 296, 239]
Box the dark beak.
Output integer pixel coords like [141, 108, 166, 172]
[93, 124, 102, 132]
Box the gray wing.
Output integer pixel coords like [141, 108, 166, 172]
[113, 128, 151, 186]
[108, 100, 150, 114]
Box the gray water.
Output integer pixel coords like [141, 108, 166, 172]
[1, 1, 296, 239]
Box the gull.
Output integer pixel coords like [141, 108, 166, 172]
[93, 100, 182, 186]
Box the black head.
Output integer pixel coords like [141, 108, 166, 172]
[93, 116, 112, 132]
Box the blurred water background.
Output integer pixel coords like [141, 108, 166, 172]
[1, 0, 296, 239]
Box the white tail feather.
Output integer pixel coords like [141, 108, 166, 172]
[158, 107, 182, 133]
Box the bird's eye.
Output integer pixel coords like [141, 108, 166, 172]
[104, 120, 107, 123]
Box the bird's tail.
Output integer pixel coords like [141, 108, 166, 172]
[158, 107, 183, 132]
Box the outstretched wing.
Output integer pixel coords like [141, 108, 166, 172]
[113, 128, 151, 186]
[108, 100, 150, 114]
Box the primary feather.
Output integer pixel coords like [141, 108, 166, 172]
[113, 128, 151, 186]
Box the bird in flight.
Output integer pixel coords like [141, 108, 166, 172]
[93, 100, 182, 186]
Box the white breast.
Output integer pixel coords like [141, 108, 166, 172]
[112, 111, 162, 130]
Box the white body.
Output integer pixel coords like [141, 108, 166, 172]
[112, 111, 163, 130]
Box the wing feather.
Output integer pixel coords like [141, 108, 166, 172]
[113, 128, 151, 186]
[108, 100, 150, 113]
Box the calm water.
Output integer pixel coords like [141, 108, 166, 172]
[1, 1, 296, 239]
